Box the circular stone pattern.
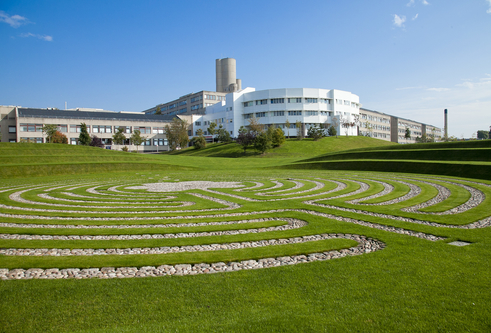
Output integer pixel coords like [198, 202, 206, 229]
[1, 176, 490, 280]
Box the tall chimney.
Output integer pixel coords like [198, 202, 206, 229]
[444, 109, 448, 141]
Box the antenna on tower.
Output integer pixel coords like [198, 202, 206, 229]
[65, 101, 67, 110]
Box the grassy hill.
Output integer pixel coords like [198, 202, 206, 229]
[285, 139, 491, 180]
[0, 142, 196, 178]
[166, 136, 396, 159]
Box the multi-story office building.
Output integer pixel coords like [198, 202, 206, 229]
[143, 58, 242, 116]
[0, 105, 182, 151]
[192, 87, 361, 138]
[359, 108, 442, 143]
[142, 91, 228, 116]
[2, 58, 442, 147]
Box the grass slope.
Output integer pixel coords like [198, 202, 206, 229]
[1, 140, 490, 332]
[166, 136, 396, 159]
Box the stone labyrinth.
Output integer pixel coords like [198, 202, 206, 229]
[1, 175, 490, 280]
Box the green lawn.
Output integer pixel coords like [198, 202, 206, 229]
[0, 139, 490, 332]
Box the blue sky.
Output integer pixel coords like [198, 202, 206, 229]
[1, 0, 490, 138]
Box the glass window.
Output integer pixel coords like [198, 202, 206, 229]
[270, 98, 284, 104]
[305, 98, 317, 103]
[288, 98, 302, 103]
[255, 99, 267, 105]
[255, 112, 266, 118]
[288, 110, 302, 116]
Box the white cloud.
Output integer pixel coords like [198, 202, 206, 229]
[412, 14, 419, 20]
[0, 11, 29, 28]
[427, 88, 450, 92]
[20, 33, 53, 42]
[407, 0, 415, 6]
[487, 0, 491, 14]
[422, 0, 430, 5]
[393, 14, 406, 28]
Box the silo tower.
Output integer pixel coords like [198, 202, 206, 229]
[216, 58, 241, 93]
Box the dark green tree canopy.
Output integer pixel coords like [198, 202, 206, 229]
[78, 123, 91, 146]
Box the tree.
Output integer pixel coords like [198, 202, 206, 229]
[51, 131, 68, 144]
[90, 135, 104, 148]
[207, 122, 217, 141]
[112, 127, 127, 146]
[192, 129, 206, 149]
[248, 116, 264, 136]
[164, 118, 189, 151]
[217, 124, 232, 143]
[307, 124, 326, 141]
[42, 124, 58, 143]
[405, 127, 411, 143]
[477, 130, 489, 140]
[272, 127, 286, 147]
[155, 106, 162, 115]
[295, 120, 304, 140]
[254, 131, 272, 154]
[236, 126, 255, 154]
[285, 119, 290, 138]
[130, 129, 146, 152]
[327, 125, 337, 137]
[78, 123, 91, 146]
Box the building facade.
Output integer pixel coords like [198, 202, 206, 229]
[359, 108, 442, 143]
[0, 106, 181, 152]
[191, 88, 361, 138]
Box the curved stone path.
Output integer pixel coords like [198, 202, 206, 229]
[0, 176, 490, 280]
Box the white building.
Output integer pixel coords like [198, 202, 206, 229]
[192, 87, 361, 138]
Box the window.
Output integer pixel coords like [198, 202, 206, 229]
[217, 96, 226, 101]
[19, 123, 43, 132]
[58, 125, 68, 133]
[191, 104, 202, 110]
[178, 100, 187, 106]
[116, 126, 131, 134]
[195, 121, 201, 126]
[154, 138, 165, 146]
[153, 127, 164, 134]
[70, 138, 78, 145]
[205, 95, 217, 100]
[270, 98, 284, 104]
[244, 113, 253, 119]
[191, 96, 202, 103]
[351, 102, 357, 108]
[226, 107, 233, 111]
[244, 101, 253, 107]
[256, 99, 267, 105]
[305, 98, 317, 103]
[305, 111, 318, 116]
[205, 103, 214, 107]
[93, 125, 112, 133]
[255, 112, 266, 118]
[288, 110, 302, 116]
[168, 103, 177, 109]
[136, 127, 151, 134]
[344, 100, 350, 105]
[288, 98, 302, 103]
[321, 99, 331, 104]
[20, 137, 43, 143]
[178, 108, 187, 114]
[336, 99, 343, 105]
[273, 111, 285, 117]
[70, 125, 84, 133]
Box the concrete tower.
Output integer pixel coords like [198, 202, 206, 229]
[216, 58, 241, 93]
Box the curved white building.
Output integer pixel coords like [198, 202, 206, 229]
[193, 87, 361, 138]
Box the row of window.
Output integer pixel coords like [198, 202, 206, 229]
[360, 114, 390, 123]
[205, 95, 226, 101]
[17, 123, 167, 135]
[190, 96, 203, 103]
[244, 98, 335, 107]
[243, 110, 335, 119]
